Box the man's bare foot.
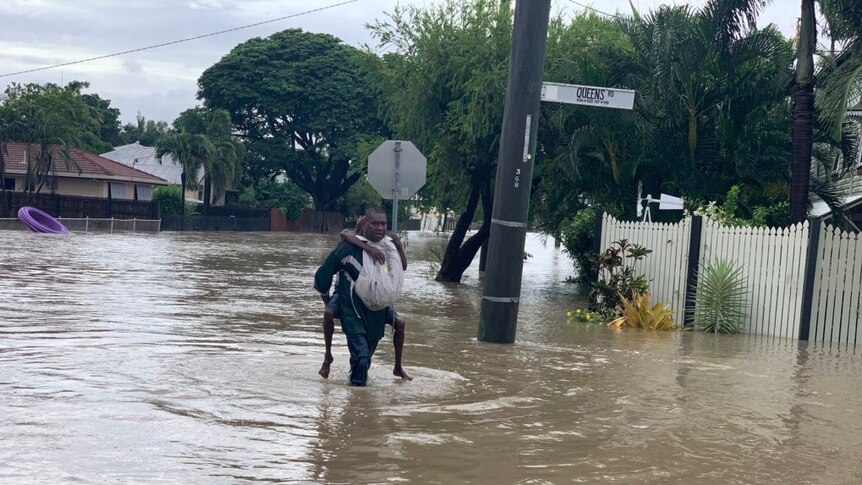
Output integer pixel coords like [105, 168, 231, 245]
[393, 365, 412, 381]
[319, 356, 334, 379]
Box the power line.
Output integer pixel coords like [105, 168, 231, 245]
[0, 0, 361, 79]
[567, 0, 623, 20]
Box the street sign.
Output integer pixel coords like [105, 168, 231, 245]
[367, 140, 427, 232]
[541, 82, 635, 110]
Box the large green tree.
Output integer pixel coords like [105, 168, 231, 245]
[368, 0, 512, 282]
[197, 29, 385, 226]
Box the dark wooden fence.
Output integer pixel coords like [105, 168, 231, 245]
[1, 192, 159, 219]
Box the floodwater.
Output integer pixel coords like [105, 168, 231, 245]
[2, 230, 862, 484]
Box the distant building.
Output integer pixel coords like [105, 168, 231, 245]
[2, 142, 168, 200]
[102, 142, 234, 206]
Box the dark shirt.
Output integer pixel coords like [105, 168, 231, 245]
[314, 242, 388, 342]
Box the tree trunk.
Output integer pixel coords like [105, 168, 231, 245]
[435, 176, 493, 282]
[790, 0, 816, 224]
[0, 143, 7, 218]
[203, 174, 212, 216]
[180, 171, 187, 231]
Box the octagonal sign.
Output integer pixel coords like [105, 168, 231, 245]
[367, 140, 427, 200]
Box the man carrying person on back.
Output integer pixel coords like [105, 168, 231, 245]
[313, 208, 410, 386]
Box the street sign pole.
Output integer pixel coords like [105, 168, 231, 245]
[392, 141, 402, 233]
[478, 0, 552, 344]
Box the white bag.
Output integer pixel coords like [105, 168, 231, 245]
[353, 236, 404, 311]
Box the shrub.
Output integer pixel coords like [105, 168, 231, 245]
[609, 292, 676, 330]
[589, 239, 651, 317]
[561, 208, 598, 284]
[153, 185, 197, 215]
[239, 178, 308, 220]
[567, 308, 602, 323]
[691, 259, 747, 334]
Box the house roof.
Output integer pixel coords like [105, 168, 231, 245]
[2, 142, 169, 185]
[101, 142, 203, 185]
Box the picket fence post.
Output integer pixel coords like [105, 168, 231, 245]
[682, 216, 704, 326]
[798, 218, 822, 341]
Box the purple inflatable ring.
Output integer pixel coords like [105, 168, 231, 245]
[17, 206, 69, 235]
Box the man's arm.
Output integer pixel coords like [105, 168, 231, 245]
[340, 229, 385, 264]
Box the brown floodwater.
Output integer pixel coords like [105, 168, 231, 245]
[2, 230, 862, 484]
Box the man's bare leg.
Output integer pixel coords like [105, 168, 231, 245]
[319, 308, 336, 379]
[392, 315, 412, 380]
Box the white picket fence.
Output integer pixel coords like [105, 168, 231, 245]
[599, 214, 862, 350]
[810, 225, 862, 350]
[699, 220, 809, 340]
[599, 214, 691, 319]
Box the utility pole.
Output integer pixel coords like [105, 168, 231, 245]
[478, 0, 552, 344]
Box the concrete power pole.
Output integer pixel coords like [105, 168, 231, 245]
[478, 0, 552, 344]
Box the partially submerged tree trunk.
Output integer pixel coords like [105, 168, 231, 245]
[435, 175, 493, 282]
[790, 0, 816, 224]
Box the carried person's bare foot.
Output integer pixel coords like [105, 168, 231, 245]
[393, 365, 412, 381]
[319, 355, 334, 379]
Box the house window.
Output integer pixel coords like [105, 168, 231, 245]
[3, 178, 13, 190]
[135, 185, 153, 201]
[109, 182, 129, 200]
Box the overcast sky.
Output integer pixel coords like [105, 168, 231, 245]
[0, 0, 801, 126]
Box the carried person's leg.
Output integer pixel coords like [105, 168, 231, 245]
[388, 309, 412, 381]
[319, 296, 341, 379]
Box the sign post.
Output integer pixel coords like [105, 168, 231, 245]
[479, 11, 637, 343]
[368, 140, 427, 232]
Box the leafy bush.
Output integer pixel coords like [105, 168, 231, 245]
[561, 208, 598, 284]
[567, 308, 602, 323]
[609, 292, 676, 330]
[153, 185, 197, 215]
[691, 259, 747, 334]
[239, 178, 309, 220]
[589, 239, 651, 317]
[690, 185, 789, 228]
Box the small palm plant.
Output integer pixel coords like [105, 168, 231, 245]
[691, 259, 748, 334]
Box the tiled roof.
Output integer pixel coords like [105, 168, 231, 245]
[2, 142, 169, 184]
[101, 142, 204, 185]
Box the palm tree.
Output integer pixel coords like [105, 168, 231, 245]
[155, 132, 209, 230]
[816, 0, 862, 138]
[201, 110, 241, 215]
[790, 0, 817, 224]
[156, 108, 242, 228]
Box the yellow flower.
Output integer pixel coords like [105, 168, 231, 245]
[576, 309, 582, 314]
[566, 311, 573, 319]
[586, 315, 591, 321]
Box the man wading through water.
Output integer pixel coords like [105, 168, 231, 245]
[314, 208, 410, 385]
